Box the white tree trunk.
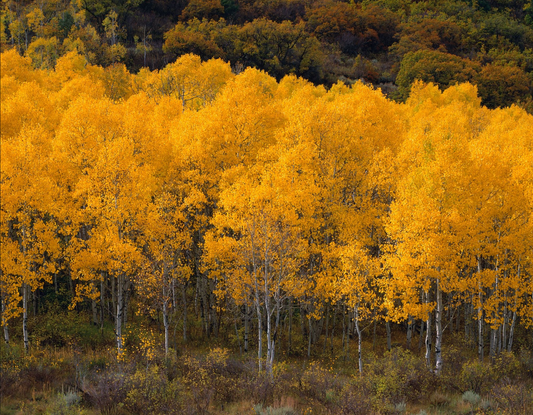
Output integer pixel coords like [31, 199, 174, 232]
[425, 290, 432, 368]
[266, 306, 273, 377]
[354, 304, 362, 376]
[244, 303, 250, 353]
[23, 283, 29, 352]
[478, 257, 484, 362]
[257, 305, 263, 373]
[507, 310, 516, 352]
[163, 300, 169, 356]
[1, 297, 9, 345]
[435, 279, 443, 374]
[116, 274, 124, 355]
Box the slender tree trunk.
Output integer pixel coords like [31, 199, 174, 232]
[3, 322, 8, 345]
[257, 305, 263, 373]
[273, 297, 281, 366]
[111, 275, 117, 321]
[418, 320, 425, 352]
[116, 274, 124, 355]
[425, 290, 432, 368]
[490, 262, 500, 361]
[435, 278, 443, 374]
[478, 256, 484, 361]
[502, 298, 508, 351]
[496, 326, 503, 354]
[508, 310, 516, 352]
[209, 282, 219, 337]
[92, 299, 98, 326]
[465, 301, 470, 342]
[287, 299, 292, 354]
[354, 304, 362, 376]
[172, 278, 176, 311]
[163, 300, 169, 356]
[323, 303, 329, 355]
[490, 326, 496, 361]
[100, 278, 105, 329]
[345, 311, 351, 361]
[23, 283, 29, 353]
[244, 303, 250, 353]
[2, 297, 9, 345]
[478, 307, 484, 362]
[507, 263, 520, 352]
[372, 318, 377, 351]
[331, 304, 337, 354]
[32, 290, 37, 317]
[266, 306, 273, 377]
[235, 317, 242, 356]
[307, 318, 312, 359]
[300, 302, 305, 338]
[342, 303, 347, 359]
[406, 315, 413, 349]
[182, 282, 187, 342]
[386, 320, 392, 351]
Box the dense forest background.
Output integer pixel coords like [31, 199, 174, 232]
[1, 1, 533, 415]
[2, 0, 533, 110]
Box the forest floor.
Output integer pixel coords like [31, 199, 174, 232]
[1, 320, 532, 415]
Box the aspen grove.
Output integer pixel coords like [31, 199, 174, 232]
[2, 49, 533, 381]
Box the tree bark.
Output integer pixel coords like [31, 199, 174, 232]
[244, 302, 250, 353]
[323, 303, 329, 355]
[92, 299, 98, 326]
[116, 273, 124, 355]
[182, 282, 187, 342]
[331, 304, 337, 354]
[23, 283, 29, 353]
[355, 304, 362, 376]
[1, 297, 9, 345]
[257, 305, 263, 373]
[287, 299, 292, 354]
[100, 277, 105, 329]
[406, 315, 413, 349]
[418, 320, 425, 352]
[435, 278, 443, 374]
[386, 320, 392, 352]
[307, 317, 312, 359]
[163, 299, 169, 356]
[507, 310, 516, 352]
[425, 290, 432, 368]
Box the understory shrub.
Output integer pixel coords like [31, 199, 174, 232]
[365, 348, 436, 408]
[490, 379, 533, 415]
[124, 365, 186, 415]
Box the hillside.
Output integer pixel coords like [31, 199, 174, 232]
[2, 0, 533, 109]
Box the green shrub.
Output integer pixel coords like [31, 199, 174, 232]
[365, 348, 436, 407]
[30, 306, 113, 349]
[50, 390, 83, 415]
[491, 380, 533, 415]
[462, 390, 481, 407]
[124, 365, 186, 415]
[459, 360, 495, 394]
[334, 380, 372, 415]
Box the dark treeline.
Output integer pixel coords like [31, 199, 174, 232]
[2, 0, 533, 110]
